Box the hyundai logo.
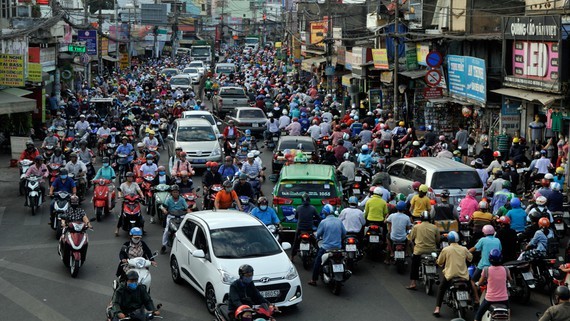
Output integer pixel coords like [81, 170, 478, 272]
[259, 277, 271, 283]
[196, 151, 202, 157]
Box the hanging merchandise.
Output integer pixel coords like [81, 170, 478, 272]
[462, 107, 472, 118]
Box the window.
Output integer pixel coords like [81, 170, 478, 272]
[239, 109, 265, 119]
[184, 114, 215, 126]
[210, 226, 281, 258]
[412, 167, 427, 183]
[221, 88, 245, 96]
[278, 140, 315, 152]
[388, 163, 404, 177]
[182, 220, 197, 240]
[194, 227, 208, 255]
[431, 171, 483, 189]
[400, 164, 416, 180]
[183, 68, 199, 74]
[176, 126, 216, 142]
[170, 78, 190, 86]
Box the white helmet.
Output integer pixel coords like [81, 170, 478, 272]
[550, 182, 561, 191]
[544, 173, 554, 180]
[282, 109, 288, 115]
[342, 133, 350, 140]
[373, 187, 382, 195]
[536, 196, 547, 206]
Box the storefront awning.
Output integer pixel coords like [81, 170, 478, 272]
[399, 69, 427, 79]
[0, 91, 36, 115]
[491, 88, 564, 106]
[301, 57, 326, 72]
[428, 97, 473, 105]
[2, 88, 32, 97]
[102, 55, 119, 62]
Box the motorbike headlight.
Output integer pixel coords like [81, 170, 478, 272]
[211, 145, 221, 157]
[219, 269, 238, 285]
[285, 264, 298, 280]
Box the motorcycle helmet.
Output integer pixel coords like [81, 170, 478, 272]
[551, 182, 561, 191]
[235, 305, 254, 320]
[223, 180, 232, 188]
[493, 151, 501, 157]
[130, 227, 143, 236]
[396, 201, 406, 211]
[538, 217, 551, 228]
[35, 155, 44, 162]
[395, 193, 406, 202]
[510, 198, 521, 208]
[440, 189, 450, 198]
[536, 196, 547, 206]
[26, 140, 34, 148]
[179, 152, 187, 158]
[420, 210, 430, 221]
[497, 216, 511, 225]
[361, 145, 369, 152]
[412, 181, 421, 191]
[70, 195, 80, 206]
[125, 172, 134, 177]
[245, 129, 252, 136]
[170, 185, 180, 191]
[348, 196, 358, 206]
[257, 197, 268, 206]
[438, 135, 445, 141]
[399, 121, 405, 127]
[418, 184, 429, 193]
[556, 167, 564, 175]
[413, 141, 420, 146]
[238, 264, 254, 277]
[146, 154, 154, 160]
[325, 145, 333, 152]
[342, 133, 350, 140]
[478, 200, 489, 210]
[373, 187, 383, 195]
[447, 231, 459, 243]
[137, 142, 144, 148]
[69, 152, 77, 158]
[545, 173, 554, 180]
[512, 137, 520, 144]
[59, 169, 68, 176]
[502, 181, 511, 189]
[126, 271, 139, 280]
[453, 150, 461, 156]
[322, 204, 334, 216]
[489, 248, 503, 266]
[179, 170, 188, 178]
[482, 225, 495, 236]
[468, 189, 477, 197]
[554, 285, 570, 301]
[541, 150, 547, 155]
[343, 152, 351, 160]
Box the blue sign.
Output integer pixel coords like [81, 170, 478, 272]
[447, 55, 486, 104]
[78, 30, 98, 56]
[426, 51, 442, 67]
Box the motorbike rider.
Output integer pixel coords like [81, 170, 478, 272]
[76, 141, 95, 182]
[65, 152, 87, 197]
[339, 196, 366, 240]
[42, 129, 59, 149]
[410, 184, 431, 220]
[307, 203, 346, 286]
[96, 121, 111, 145]
[115, 227, 157, 281]
[214, 180, 242, 211]
[20, 140, 40, 161]
[202, 161, 222, 195]
[459, 189, 479, 222]
[290, 193, 321, 261]
[356, 145, 374, 169]
[473, 248, 511, 321]
[160, 185, 190, 254]
[219, 156, 240, 180]
[139, 154, 157, 177]
[74, 114, 90, 140]
[50, 147, 66, 165]
[337, 152, 355, 187]
[471, 200, 495, 241]
[490, 181, 514, 215]
[223, 120, 240, 139]
[554, 166, 565, 186]
[285, 117, 302, 136]
[529, 150, 553, 179]
[116, 172, 145, 236]
[527, 195, 554, 223]
[52, 112, 66, 128]
[250, 197, 280, 227]
[61, 195, 92, 230]
[148, 113, 164, 146]
[105, 127, 120, 145]
[385, 201, 412, 263]
[504, 197, 527, 233]
[548, 182, 564, 213]
[24, 155, 49, 205]
[407, 211, 440, 290]
[170, 151, 195, 182]
[241, 152, 264, 181]
[115, 136, 135, 166]
[432, 189, 456, 220]
[495, 216, 518, 262]
[364, 187, 389, 237]
[167, 146, 182, 170]
[433, 231, 473, 317]
[176, 171, 194, 193]
[109, 270, 160, 321]
[518, 217, 554, 260]
[142, 130, 161, 160]
[264, 112, 280, 143]
[93, 156, 116, 211]
[469, 224, 501, 304]
[234, 173, 255, 200]
[539, 286, 570, 321]
[49, 168, 76, 217]
[228, 265, 273, 320]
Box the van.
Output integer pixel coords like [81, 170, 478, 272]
[165, 118, 223, 169]
[386, 157, 483, 204]
[214, 63, 236, 76]
[272, 164, 343, 233]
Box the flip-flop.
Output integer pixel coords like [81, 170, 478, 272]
[432, 312, 440, 318]
[405, 286, 417, 291]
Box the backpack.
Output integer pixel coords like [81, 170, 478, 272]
[545, 230, 559, 257]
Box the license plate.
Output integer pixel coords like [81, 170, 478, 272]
[332, 264, 344, 272]
[441, 242, 449, 248]
[425, 265, 437, 274]
[346, 244, 357, 252]
[355, 176, 362, 182]
[456, 291, 469, 300]
[353, 189, 361, 195]
[193, 159, 206, 164]
[260, 290, 280, 298]
[395, 251, 405, 259]
[462, 230, 470, 237]
[522, 272, 534, 281]
[300, 243, 310, 251]
[555, 223, 564, 230]
[323, 141, 329, 145]
[252, 123, 259, 128]
[369, 235, 380, 243]
[384, 148, 390, 153]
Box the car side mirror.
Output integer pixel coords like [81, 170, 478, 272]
[192, 249, 205, 258]
[217, 134, 224, 139]
[216, 121, 222, 126]
[281, 242, 292, 250]
[167, 134, 174, 140]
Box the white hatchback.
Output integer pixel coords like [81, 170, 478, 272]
[170, 210, 302, 314]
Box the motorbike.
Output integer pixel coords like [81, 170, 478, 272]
[379, 141, 392, 163]
[239, 195, 253, 213]
[51, 191, 71, 238]
[25, 175, 44, 216]
[317, 135, 330, 154]
[42, 145, 55, 162]
[352, 168, 369, 198]
[443, 278, 475, 319]
[393, 241, 407, 274]
[114, 252, 159, 293]
[19, 159, 34, 195]
[215, 303, 277, 321]
[92, 178, 114, 221]
[267, 224, 280, 241]
[140, 174, 155, 211]
[550, 264, 570, 305]
[320, 249, 352, 295]
[69, 172, 86, 200]
[224, 136, 238, 157]
[115, 153, 130, 184]
[181, 188, 200, 212]
[529, 256, 558, 291]
[146, 145, 160, 162]
[264, 132, 279, 150]
[503, 260, 534, 304]
[121, 194, 144, 233]
[151, 184, 171, 227]
[459, 221, 472, 246]
[106, 304, 163, 321]
[205, 89, 212, 101]
[105, 142, 117, 160]
[343, 234, 362, 271]
[48, 163, 62, 184]
[58, 218, 90, 277]
[83, 160, 95, 188]
[166, 209, 187, 247]
[299, 231, 317, 270]
[552, 211, 566, 239]
[481, 303, 510, 321]
[247, 173, 263, 199]
[124, 125, 136, 142]
[419, 252, 439, 295]
[364, 224, 385, 260]
[204, 184, 223, 210]
[88, 124, 99, 148]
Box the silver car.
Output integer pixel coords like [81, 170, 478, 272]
[182, 68, 202, 84]
[166, 118, 223, 168]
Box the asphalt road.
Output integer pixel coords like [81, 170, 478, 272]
[0, 96, 552, 321]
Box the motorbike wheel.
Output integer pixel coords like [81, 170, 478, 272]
[514, 274, 532, 304]
[70, 255, 80, 278]
[457, 307, 467, 319]
[550, 286, 558, 306]
[29, 196, 36, 216]
[331, 282, 342, 295]
[423, 273, 433, 295]
[555, 228, 565, 239]
[302, 254, 311, 271]
[396, 260, 406, 274]
[96, 207, 103, 222]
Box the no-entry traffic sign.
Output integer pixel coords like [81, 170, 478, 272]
[426, 51, 443, 68]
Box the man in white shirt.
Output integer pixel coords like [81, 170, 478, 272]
[306, 120, 322, 141]
[278, 110, 291, 130]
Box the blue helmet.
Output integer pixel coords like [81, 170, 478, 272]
[322, 204, 334, 216]
[301, 112, 307, 118]
[510, 197, 521, 208]
[348, 196, 358, 205]
[396, 201, 406, 211]
[245, 129, 251, 136]
[489, 248, 502, 265]
[129, 227, 143, 236]
[447, 231, 459, 243]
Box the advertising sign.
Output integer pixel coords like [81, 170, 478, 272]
[503, 15, 560, 41]
[416, 43, 430, 66]
[447, 55, 487, 104]
[0, 54, 24, 87]
[405, 43, 418, 70]
[371, 49, 389, 69]
[310, 21, 327, 48]
[78, 30, 98, 56]
[28, 63, 42, 82]
[504, 41, 559, 92]
[501, 97, 521, 134]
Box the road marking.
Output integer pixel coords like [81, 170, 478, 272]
[23, 207, 43, 225]
[0, 276, 73, 321]
[0, 206, 4, 225]
[0, 235, 162, 253]
[0, 259, 202, 319]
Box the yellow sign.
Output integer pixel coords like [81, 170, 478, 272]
[310, 21, 327, 47]
[101, 38, 108, 55]
[28, 63, 42, 82]
[0, 54, 24, 87]
[274, 42, 282, 48]
[120, 54, 128, 69]
[371, 49, 389, 69]
[416, 43, 430, 66]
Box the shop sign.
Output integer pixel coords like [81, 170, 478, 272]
[337, 47, 345, 65]
[504, 41, 559, 92]
[78, 30, 98, 56]
[503, 16, 560, 41]
[405, 43, 418, 70]
[345, 51, 354, 70]
[447, 55, 487, 104]
[371, 49, 389, 69]
[342, 74, 353, 86]
[333, 27, 342, 49]
[351, 47, 366, 66]
[28, 63, 42, 82]
[500, 97, 521, 134]
[119, 54, 128, 69]
[416, 43, 430, 66]
[0, 54, 24, 87]
[423, 87, 443, 99]
[310, 21, 327, 48]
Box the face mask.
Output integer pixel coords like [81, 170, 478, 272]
[260, 205, 268, 211]
[127, 282, 138, 290]
[159, 171, 165, 176]
[225, 188, 232, 193]
[103, 163, 109, 167]
[207, 168, 211, 171]
[241, 276, 253, 284]
[60, 175, 68, 179]
[147, 161, 153, 165]
[131, 237, 141, 244]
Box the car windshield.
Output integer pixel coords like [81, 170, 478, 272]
[221, 88, 245, 96]
[217, 66, 235, 74]
[277, 180, 337, 198]
[277, 140, 315, 152]
[239, 109, 265, 119]
[191, 47, 210, 56]
[183, 68, 199, 74]
[431, 171, 483, 189]
[162, 69, 178, 76]
[184, 114, 215, 126]
[170, 78, 190, 85]
[211, 225, 282, 258]
[245, 38, 258, 44]
[176, 126, 216, 141]
[189, 62, 202, 68]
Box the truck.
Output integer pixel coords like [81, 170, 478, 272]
[190, 44, 213, 66]
[212, 86, 250, 117]
[244, 36, 260, 52]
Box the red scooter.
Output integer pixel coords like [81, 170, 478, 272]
[58, 219, 90, 278]
[121, 194, 143, 233]
[181, 188, 201, 212]
[92, 178, 114, 221]
[140, 174, 155, 208]
[204, 184, 222, 210]
[48, 163, 62, 184]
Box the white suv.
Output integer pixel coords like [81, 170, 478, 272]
[169, 210, 302, 314]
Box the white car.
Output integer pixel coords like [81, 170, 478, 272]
[182, 110, 222, 136]
[169, 210, 302, 314]
[166, 118, 223, 168]
[188, 61, 206, 75]
[181, 67, 202, 84]
[169, 74, 193, 90]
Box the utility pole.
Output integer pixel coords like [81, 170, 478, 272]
[153, 0, 158, 58]
[98, 9, 103, 76]
[220, 0, 225, 50]
[115, 0, 120, 69]
[325, 0, 333, 94]
[84, 0, 89, 85]
[171, 1, 180, 59]
[393, 0, 399, 119]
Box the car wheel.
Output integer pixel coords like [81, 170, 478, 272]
[205, 283, 217, 314]
[170, 256, 183, 284]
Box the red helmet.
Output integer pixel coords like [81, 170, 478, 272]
[541, 178, 550, 187]
[362, 123, 368, 129]
[326, 145, 333, 152]
[493, 151, 501, 157]
[234, 305, 253, 319]
[538, 217, 550, 228]
[205, 161, 212, 167]
[412, 181, 421, 191]
[497, 216, 511, 225]
[210, 162, 219, 167]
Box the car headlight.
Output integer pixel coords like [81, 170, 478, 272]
[219, 269, 238, 285]
[285, 264, 298, 280]
[211, 145, 221, 157]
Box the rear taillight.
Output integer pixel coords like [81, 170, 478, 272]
[301, 233, 310, 240]
[369, 225, 380, 230]
[353, 183, 360, 189]
[347, 238, 356, 244]
[322, 197, 341, 206]
[273, 196, 293, 205]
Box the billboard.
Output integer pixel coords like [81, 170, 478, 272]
[310, 21, 326, 48]
[447, 55, 487, 104]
